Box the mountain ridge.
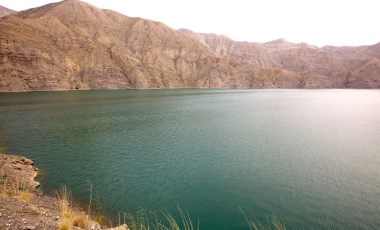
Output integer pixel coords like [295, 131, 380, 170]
[0, 5, 15, 17]
[0, 1, 379, 91]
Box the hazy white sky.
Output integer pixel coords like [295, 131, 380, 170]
[1, 0, 379, 47]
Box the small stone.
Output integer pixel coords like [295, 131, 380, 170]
[54, 216, 59, 221]
[24, 226, 36, 230]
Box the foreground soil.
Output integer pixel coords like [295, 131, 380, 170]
[0, 152, 128, 230]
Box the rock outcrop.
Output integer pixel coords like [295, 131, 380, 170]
[0, 1, 379, 91]
[0, 152, 129, 229]
[0, 154, 40, 190]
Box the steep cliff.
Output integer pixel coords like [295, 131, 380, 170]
[0, 0, 378, 91]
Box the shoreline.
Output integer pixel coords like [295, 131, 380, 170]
[0, 87, 379, 93]
[0, 151, 128, 230]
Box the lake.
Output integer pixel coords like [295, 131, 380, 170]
[0, 89, 379, 229]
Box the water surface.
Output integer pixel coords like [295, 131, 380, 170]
[0, 89, 379, 229]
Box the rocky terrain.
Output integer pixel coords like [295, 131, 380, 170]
[0, 152, 128, 230]
[180, 29, 380, 88]
[0, 0, 379, 91]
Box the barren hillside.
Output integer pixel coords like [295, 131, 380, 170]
[0, 0, 378, 91]
[0, 5, 15, 17]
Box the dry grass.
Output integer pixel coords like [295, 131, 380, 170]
[56, 186, 95, 230]
[247, 219, 287, 230]
[18, 190, 34, 202]
[13, 178, 34, 202]
[239, 207, 286, 230]
[270, 216, 286, 230]
[92, 214, 104, 226]
[125, 206, 198, 230]
[57, 186, 76, 230]
[160, 208, 196, 230]
[0, 172, 34, 203]
[58, 218, 72, 230]
[57, 186, 72, 219]
[73, 213, 89, 229]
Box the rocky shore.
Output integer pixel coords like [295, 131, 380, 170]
[0, 152, 128, 230]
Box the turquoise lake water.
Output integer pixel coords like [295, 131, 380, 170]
[0, 89, 379, 229]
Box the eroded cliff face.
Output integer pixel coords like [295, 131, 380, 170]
[180, 30, 380, 89]
[0, 0, 379, 92]
[0, 1, 215, 91]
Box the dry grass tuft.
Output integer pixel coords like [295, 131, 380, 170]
[125, 206, 198, 230]
[270, 216, 286, 230]
[73, 213, 89, 228]
[56, 186, 94, 230]
[239, 207, 286, 230]
[57, 186, 72, 219]
[57, 186, 75, 230]
[58, 218, 72, 230]
[92, 214, 104, 226]
[18, 191, 34, 202]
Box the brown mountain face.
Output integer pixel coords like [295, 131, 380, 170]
[0, 0, 379, 91]
[0, 5, 15, 18]
[180, 29, 380, 88]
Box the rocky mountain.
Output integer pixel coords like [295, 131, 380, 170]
[0, 0, 378, 91]
[0, 5, 15, 17]
[180, 29, 380, 88]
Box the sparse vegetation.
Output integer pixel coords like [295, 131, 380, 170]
[56, 186, 94, 230]
[123, 207, 198, 230]
[18, 190, 34, 202]
[92, 214, 104, 226]
[58, 218, 72, 230]
[53, 185, 287, 230]
[0, 172, 7, 196]
[0, 168, 34, 202]
[14, 177, 34, 202]
[73, 213, 89, 229]
[239, 207, 286, 230]
[57, 186, 72, 219]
